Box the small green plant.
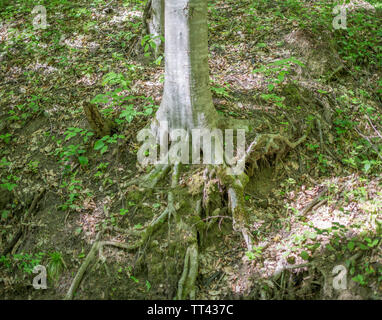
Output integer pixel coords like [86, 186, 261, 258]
[300, 250, 311, 261]
[6, 96, 44, 123]
[116, 97, 157, 125]
[1, 209, 10, 220]
[260, 93, 287, 109]
[112, 31, 135, 49]
[56, 143, 86, 165]
[13, 252, 45, 274]
[78, 249, 86, 259]
[211, 83, 232, 99]
[253, 57, 305, 92]
[27, 160, 40, 173]
[119, 104, 137, 123]
[64, 127, 94, 143]
[91, 72, 133, 119]
[58, 174, 86, 211]
[102, 72, 130, 88]
[94, 162, 109, 178]
[141, 33, 164, 64]
[246, 246, 264, 261]
[0, 255, 12, 269]
[352, 274, 367, 286]
[0, 133, 12, 144]
[48, 251, 65, 280]
[94, 134, 125, 155]
[0, 174, 19, 191]
[0, 157, 11, 167]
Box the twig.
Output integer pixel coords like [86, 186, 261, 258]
[366, 115, 382, 140]
[355, 128, 382, 161]
[301, 186, 328, 215]
[325, 65, 345, 83]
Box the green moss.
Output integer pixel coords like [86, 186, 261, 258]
[127, 190, 145, 202]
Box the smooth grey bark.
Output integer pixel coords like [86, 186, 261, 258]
[152, 0, 219, 136]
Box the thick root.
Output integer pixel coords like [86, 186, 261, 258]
[243, 133, 307, 174]
[64, 232, 102, 300]
[141, 164, 171, 189]
[125, 164, 170, 189]
[65, 131, 306, 299]
[64, 165, 180, 299]
[227, 180, 253, 251]
[177, 243, 199, 300]
[214, 133, 307, 252]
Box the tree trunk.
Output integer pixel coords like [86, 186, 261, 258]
[83, 102, 112, 137]
[143, 0, 164, 58]
[152, 0, 219, 136]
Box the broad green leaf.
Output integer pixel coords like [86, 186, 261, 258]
[94, 140, 104, 150]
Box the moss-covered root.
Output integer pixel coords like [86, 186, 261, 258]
[125, 164, 170, 189]
[215, 165, 253, 251]
[227, 178, 253, 252]
[64, 232, 102, 300]
[219, 132, 308, 252]
[64, 165, 180, 300]
[243, 133, 307, 172]
[142, 164, 171, 188]
[177, 243, 199, 300]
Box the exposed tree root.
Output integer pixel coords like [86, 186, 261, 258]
[65, 130, 307, 300]
[213, 132, 307, 252]
[177, 243, 198, 300]
[141, 164, 171, 189]
[64, 232, 102, 300]
[125, 164, 170, 189]
[301, 185, 328, 215]
[1, 188, 46, 257]
[64, 165, 180, 300]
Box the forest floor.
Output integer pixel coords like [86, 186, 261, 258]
[0, 0, 381, 300]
